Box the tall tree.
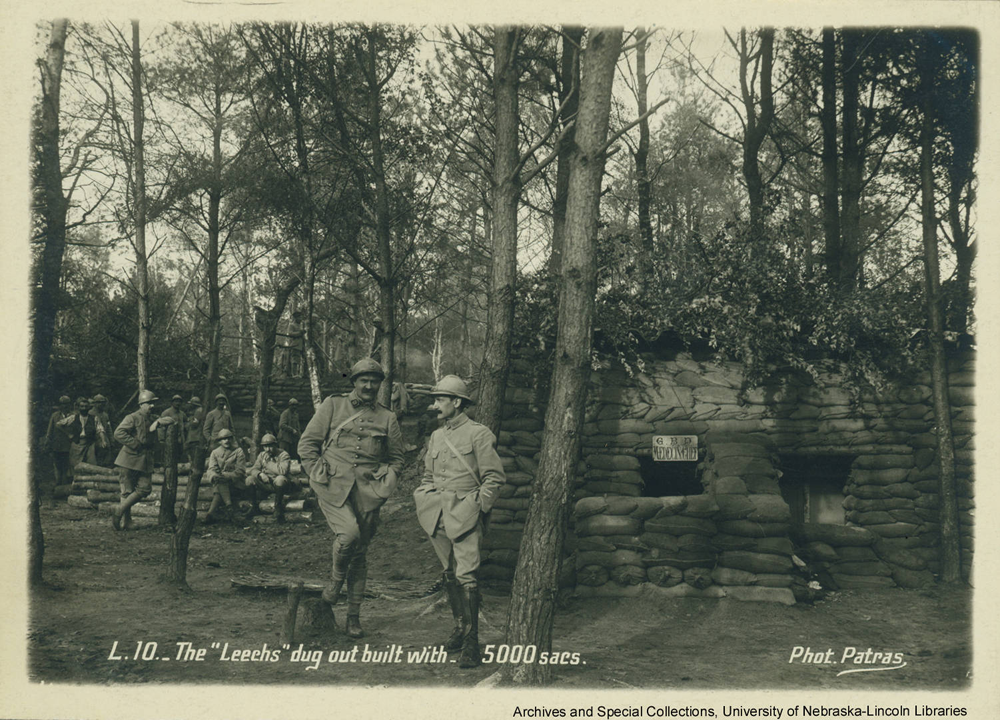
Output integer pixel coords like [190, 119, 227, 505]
[501, 26, 623, 686]
[633, 26, 654, 289]
[131, 20, 150, 391]
[476, 26, 521, 436]
[839, 28, 863, 290]
[737, 27, 775, 234]
[29, 20, 70, 585]
[548, 25, 583, 277]
[820, 27, 841, 282]
[918, 36, 961, 583]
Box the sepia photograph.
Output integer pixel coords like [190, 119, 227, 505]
[4, 1, 998, 718]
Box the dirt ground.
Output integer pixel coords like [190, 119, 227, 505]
[29, 447, 972, 690]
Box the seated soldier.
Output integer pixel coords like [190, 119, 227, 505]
[245, 433, 293, 522]
[203, 428, 246, 525]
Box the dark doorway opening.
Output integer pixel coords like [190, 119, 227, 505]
[639, 456, 703, 496]
[778, 454, 853, 525]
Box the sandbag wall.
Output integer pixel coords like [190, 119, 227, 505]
[66, 461, 318, 524]
[481, 349, 974, 594]
[570, 437, 797, 603]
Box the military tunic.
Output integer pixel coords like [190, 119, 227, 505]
[298, 390, 404, 514]
[278, 407, 301, 458]
[205, 445, 247, 490]
[202, 407, 233, 446]
[413, 412, 505, 586]
[113, 410, 155, 499]
[248, 447, 292, 492]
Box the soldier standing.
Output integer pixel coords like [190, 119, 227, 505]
[68, 397, 91, 480]
[184, 396, 205, 468]
[413, 375, 506, 668]
[202, 393, 233, 448]
[279, 398, 301, 460]
[298, 358, 404, 638]
[204, 428, 246, 524]
[246, 433, 292, 522]
[85, 394, 113, 467]
[45, 396, 74, 485]
[112, 390, 170, 530]
[160, 394, 187, 463]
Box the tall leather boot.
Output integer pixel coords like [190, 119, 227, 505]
[443, 572, 467, 651]
[459, 585, 481, 669]
[345, 554, 367, 638]
[322, 542, 352, 624]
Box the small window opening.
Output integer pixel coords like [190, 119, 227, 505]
[778, 454, 852, 525]
[639, 455, 703, 496]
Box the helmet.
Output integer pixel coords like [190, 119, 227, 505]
[349, 358, 385, 382]
[138, 390, 158, 404]
[58, 395, 71, 405]
[215, 428, 234, 441]
[188, 396, 202, 406]
[261, 433, 277, 446]
[287, 398, 298, 406]
[172, 394, 183, 401]
[430, 375, 474, 404]
[92, 394, 107, 403]
[215, 393, 227, 401]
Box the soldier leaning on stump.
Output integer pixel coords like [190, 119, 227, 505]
[298, 358, 404, 640]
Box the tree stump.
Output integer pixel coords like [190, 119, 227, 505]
[294, 598, 339, 640]
[281, 581, 305, 646]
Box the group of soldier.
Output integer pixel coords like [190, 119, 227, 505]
[45, 358, 505, 669]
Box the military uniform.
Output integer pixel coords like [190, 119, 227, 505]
[414, 413, 505, 586]
[278, 405, 301, 459]
[298, 387, 404, 628]
[45, 403, 74, 485]
[185, 401, 205, 470]
[205, 444, 247, 493]
[247, 441, 292, 521]
[113, 409, 156, 502]
[202, 405, 233, 447]
[85, 405, 113, 467]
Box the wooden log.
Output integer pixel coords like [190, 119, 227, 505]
[281, 581, 305, 647]
[258, 499, 307, 513]
[75, 462, 115, 475]
[67, 495, 97, 510]
[53, 484, 74, 499]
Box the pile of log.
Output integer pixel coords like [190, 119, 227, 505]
[66, 461, 318, 523]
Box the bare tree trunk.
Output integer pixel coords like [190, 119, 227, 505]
[919, 46, 961, 583]
[30, 18, 70, 587]
[202, 88, 224, 406]
[251, 275, 301, 455]
[158, 423, 178, 526]
[501, 26, 622, 686]
[840, 29, 862, 291]
[132, 21, 150, 391]
[549, 25, 583, 278]
[364, 29, 397, 409]
[739, 28, 775, 235]
[303, 261, 323, 410]
[634, 26, 653, 290]
[821, 27, 841, 282]
[167, 446, 205, 588]
[477, 26, 521, 436]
